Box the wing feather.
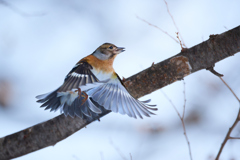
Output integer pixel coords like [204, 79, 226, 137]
[87, 77, 157, 119]
[81, 101, 92, 117]
[103, 86, 114, 110]
[36, 61, 109, 119]
[87, 98, 102, 113]
[97, 84, 112, 106]
[128, 97, 143, 119]
[124, 94, 138, 119]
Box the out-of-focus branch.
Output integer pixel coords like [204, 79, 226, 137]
[211, 76, 240, 160]
[0, 0, 46, 16]
[0, 26, 240, 160]
[136, 15, 180, 44]
[164, 0, 187, 48]
[161, 80, 193, 160]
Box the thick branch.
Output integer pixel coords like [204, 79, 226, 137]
[0, 26, 240, 160]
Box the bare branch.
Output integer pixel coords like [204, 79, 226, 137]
[0, 0, 46, 17]
[161, 90, 181, 119]
[136, 15, 180, 44]
[161, 80, 193, 160]
[215, 107, 240, 160]
[208, 67, 240, 160]
[164, 0, 187, 47]
[219, 77, 240, 102]
[229, 137, 240, 140]
[110, 139, 128, 160]
[0, 26, 240, 160]
[182, 81, 187, 118]
[213, 76, 240, 160]
[206, 66, 224, 77]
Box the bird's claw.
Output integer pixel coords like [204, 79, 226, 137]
[81, 91, 88, 105]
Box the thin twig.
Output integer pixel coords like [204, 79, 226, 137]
[224, 26, 228, 30]
[219, 77, 240, 102]
[206, 66, 224, 77]
[229, 137, 240, 140]
[182, 80, 187, 118]
[181, 80, 193, 160]
[161, 81, 193, 160]
[176, 32, 185, 52]
[215, 76, 240, 160]
[0, 0, 46, 17]
[215, 107, 240, 160]
[110, 139, 128, 160]
[100, 152, 104, 160]
[136, 15, 179, 44]
[129, 153, 132, 160]
[163, 0, 187, 48]
[161, 90, 181, 119]
[182, 118, 192, 160]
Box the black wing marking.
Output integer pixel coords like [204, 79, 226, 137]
[36, 61, 109, 119]
[58, 62, 99, 92]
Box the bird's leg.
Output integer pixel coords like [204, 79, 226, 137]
[81, 91, 88, 105]
[77, 88, 81, 99]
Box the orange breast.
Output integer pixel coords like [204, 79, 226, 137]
[79, 55, 115, 73]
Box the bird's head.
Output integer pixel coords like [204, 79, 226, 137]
[92, 43, 125, 60]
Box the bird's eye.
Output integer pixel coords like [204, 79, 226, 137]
[109, 46, 113, 49]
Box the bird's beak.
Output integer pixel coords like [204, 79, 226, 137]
[116, 47, 125, 54]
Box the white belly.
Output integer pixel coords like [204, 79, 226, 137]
[91, 68, 113, 81]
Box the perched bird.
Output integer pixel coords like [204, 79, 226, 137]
[36, 43, 157, 119]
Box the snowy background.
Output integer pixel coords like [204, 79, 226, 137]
[0, 0, 240, 160]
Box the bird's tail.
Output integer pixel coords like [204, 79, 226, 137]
[36, 89, 103, 120]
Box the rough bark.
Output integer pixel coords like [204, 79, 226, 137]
[0, 25, 240, 160]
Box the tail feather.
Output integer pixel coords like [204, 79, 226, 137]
[36, 89, 103, 119]
[81, 100, 92, 117]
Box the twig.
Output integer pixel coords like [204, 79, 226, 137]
[176, 32, 185, 52]
[207, 67, 240, 159]
[215, 77, 240, 160]
[0, 0, 46, 17]
[72, 155, 80, 160]
[224, 26, 228, 30]
[136, 15, 179, 44]
[161, 90, 181, 119]
[100, 152, 104, 160]
[229, 137, 240, 140]
[164, 0, 187, 48]
[129, 153, 132, 160]
[182, 80, 187, 118]
[219, 77, 240, 102]
[215, 107, 240, 160]
[206, 66, 224, 77]
[161, 80, 193, 160]
[110, 139, 128, 160]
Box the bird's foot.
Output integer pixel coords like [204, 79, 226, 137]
[81, 91, 88, 105]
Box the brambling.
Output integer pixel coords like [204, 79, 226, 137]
[36, 43, 157, 119]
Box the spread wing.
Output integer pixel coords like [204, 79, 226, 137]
[36, 61, 108, 118]
[58, 62, 100, 92]
[86, 74, 158, 119]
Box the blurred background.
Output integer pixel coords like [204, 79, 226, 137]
[0, 0, 240, 159]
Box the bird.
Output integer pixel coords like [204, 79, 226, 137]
[36, 43, 157, 120]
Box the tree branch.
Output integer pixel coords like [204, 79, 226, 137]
[0, 26, 240, 160]
[215, 77, 240, 160]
